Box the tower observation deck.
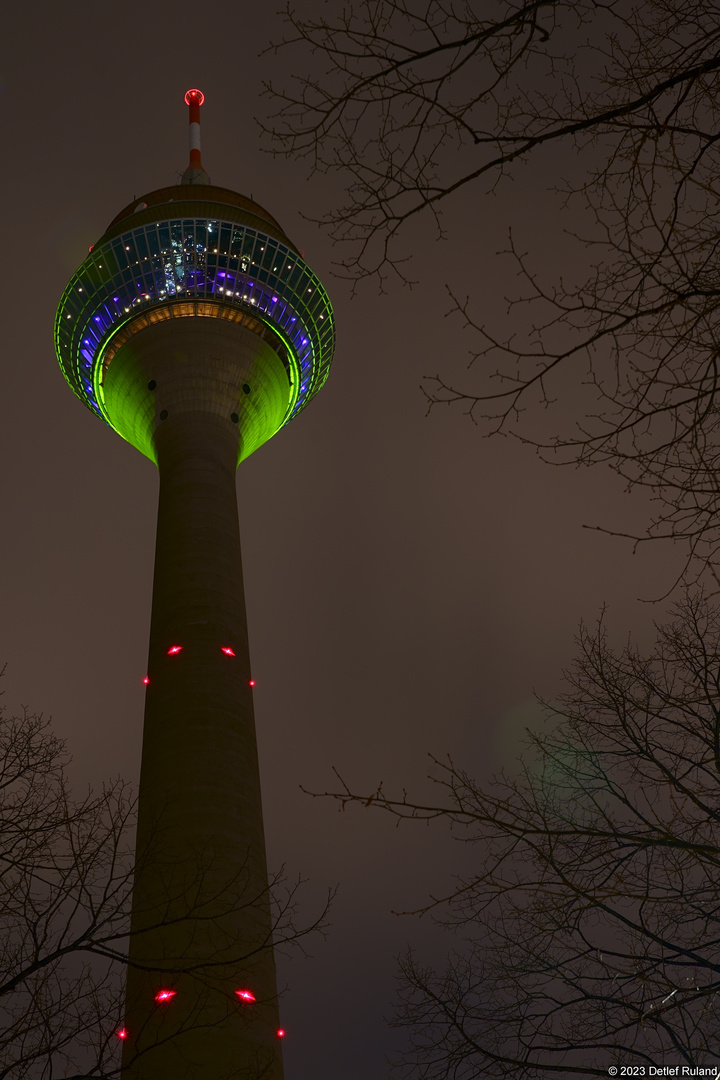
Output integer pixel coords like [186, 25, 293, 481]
[54, 90, 335, 1080]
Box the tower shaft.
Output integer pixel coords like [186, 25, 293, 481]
[119, 328, 284, 1079]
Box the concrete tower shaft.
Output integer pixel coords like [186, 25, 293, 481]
[121, 326, 284, 1075]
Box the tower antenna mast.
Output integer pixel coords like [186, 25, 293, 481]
[182, 87, 209, 184]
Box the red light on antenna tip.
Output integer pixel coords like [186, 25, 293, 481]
[221, 646, 236, 656]
[276, 1028, 286, 1039]
[154, 989, 176, 1003]
[167, 645, 183, 655]
[184, 88, 205, 107]
[248, 679, 255, 687]
[117, 1028, 128, 1040]
[142, 676, 150, 685]
[235, 989, 256, 1002]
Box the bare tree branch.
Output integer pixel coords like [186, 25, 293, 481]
[308, 594, 720, 1076]
[266, 0, 720, 587]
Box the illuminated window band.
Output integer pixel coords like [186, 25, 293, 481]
[55, 218, 335, 430]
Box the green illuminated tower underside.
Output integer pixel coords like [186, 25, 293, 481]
[102, 305, 291, 465]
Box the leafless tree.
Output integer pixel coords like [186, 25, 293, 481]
[0, 697, 133, 1079]
[0, 689, 329, 1079]
[266, 0, 720, 587]
[311, 594, 720, 1076]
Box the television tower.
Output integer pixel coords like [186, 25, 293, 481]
[54, 90, 335, 1079]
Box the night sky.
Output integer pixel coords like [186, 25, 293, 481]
[1, 4, 680, 1077]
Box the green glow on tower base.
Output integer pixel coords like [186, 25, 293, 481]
[100, 312, 292, 466]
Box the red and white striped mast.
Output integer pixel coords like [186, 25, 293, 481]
[182, 88, 210, 184]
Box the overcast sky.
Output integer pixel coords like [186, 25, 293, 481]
[0, 4, 680, 1077]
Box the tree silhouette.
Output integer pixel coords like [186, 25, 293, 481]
[312, 595, 720, 1076]
[267, 0, 720, 586]
[0, 698, 132, 1078]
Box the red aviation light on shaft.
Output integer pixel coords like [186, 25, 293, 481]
[184, 88, 205, 172]
[167, 645, 183, 655]
[235, 989, 256, 1002]
[154, 989, 176, 1003]
[221, 646, 235, 656]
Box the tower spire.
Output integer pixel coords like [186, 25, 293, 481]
[182, 88, 211, 185]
